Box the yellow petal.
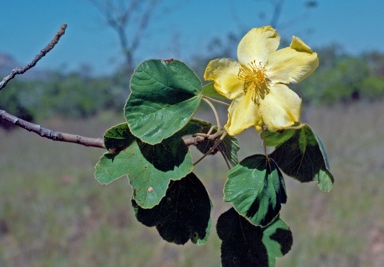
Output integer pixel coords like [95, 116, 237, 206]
[260, 84, 302, 132]
[224, 90, 262, 135]
[237, 26, 280, 65]
[290, 36, 313, 53]
[266, 36, 319, 84]
[204, 58, 244, 100]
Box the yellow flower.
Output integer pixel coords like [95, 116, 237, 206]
[204, 26, 319, 135]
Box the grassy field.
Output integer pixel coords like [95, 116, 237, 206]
[1, 101, 383, 266]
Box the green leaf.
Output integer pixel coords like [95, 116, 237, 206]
[262, 216, 293, 261]
[125, 59, 202, 145]
[173, 118, 210, 138]
[196, 132, 240, 167]
[188, 117, 213, 133]
[217, 208, 293, 267]
[263, 128, 297, 147]
[133, 172, 212, 245]
[220, 134, 240, 166]
[104, 123, 135, 153]
[224, 155, 286, 226]
[268, 124, 334, 192]
[202, 82, 229, 100]
[94, 124, 193, 208]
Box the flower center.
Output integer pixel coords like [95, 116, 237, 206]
[238, 60, 270, 105]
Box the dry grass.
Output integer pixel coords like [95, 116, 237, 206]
[0, 101, 383, 266]
[278, 101, 384, 267]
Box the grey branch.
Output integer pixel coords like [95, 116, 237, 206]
[0, 24, 105, 149]
[0, 106, 208, 149]
[0, 23, 213, 151]
[0, 109, 105, 148]
[0, 24, 67, 91]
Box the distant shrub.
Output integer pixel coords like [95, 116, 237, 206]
[0, 72, 128, 130]
[292, 54, 384, 104]
[0, 80, 36, 130]
[360, 76, 384, 100]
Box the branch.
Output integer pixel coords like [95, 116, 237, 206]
[0, 109, 105, 148]
[0, 23, 219, 151]
[184, 135, 205, 146]
[0, 105, 218, 149]
[0, 23, 105, 149]
[0, 24, 67, 91]
[0, 104, 217, 150]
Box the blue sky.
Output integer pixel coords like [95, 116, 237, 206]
[1, 0, 383, 75]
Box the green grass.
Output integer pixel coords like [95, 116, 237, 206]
[1, 101, 384, 266]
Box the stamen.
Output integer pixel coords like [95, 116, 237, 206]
[238, 60, 270, 105]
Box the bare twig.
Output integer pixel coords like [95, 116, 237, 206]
[0, 105, 220, 149]
[0, 23, 222, 151]
[0, 24, 67, 91]
[183, 135, 205, 146]
[193, 131, 227, 166]
[0, 24, 105, 149]
[0, 109, 105, 148]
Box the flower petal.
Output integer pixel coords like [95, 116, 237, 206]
[237, 26, 280, 65]
[224, 90, 262, 135]
[260, 84, 302, 132]
[266, 36, 319, 84]
[204, 58, 244, 100]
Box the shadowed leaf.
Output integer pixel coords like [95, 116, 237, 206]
[224, 155, 286, 226]
[217, 208, 292, 267]
[94, 123, 193, 208]
[268, 124, 334, 192]
[133, 172, 212, 245]
[103, 123, 135, 154]
[196, 127, 240, 167]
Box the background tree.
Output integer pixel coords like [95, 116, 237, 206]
[88, 0, 162, 76]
